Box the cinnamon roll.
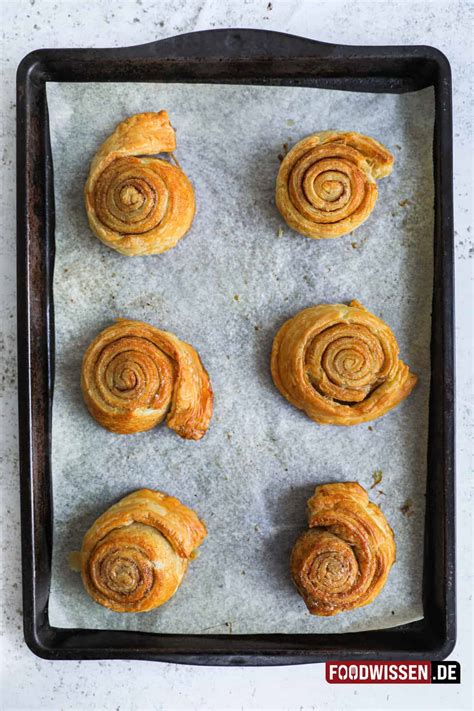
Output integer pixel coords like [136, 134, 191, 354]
[85, 112, 195, 256]
[77, 489, 207, 612]
[81, 319, 213, 440]
[291, 482, 396, 616]
[276, 131, 393, 239]
[271, 301, 416, 425]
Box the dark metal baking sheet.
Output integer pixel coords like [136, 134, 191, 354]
[16, 28, 455, 665]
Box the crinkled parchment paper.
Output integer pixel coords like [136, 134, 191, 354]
[46, 82, 434, 634]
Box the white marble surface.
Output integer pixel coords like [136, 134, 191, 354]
[1, 1, 472, 709]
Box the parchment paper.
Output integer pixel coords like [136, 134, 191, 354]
[46, 82, 434, 634]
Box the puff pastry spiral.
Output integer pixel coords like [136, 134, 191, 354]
[85, 112, 195, 256]
[77, 489, 207, 612]
[291, 482, 396, 616]
[276, 131, 393, 239]
[81, 319, 213, 439]
[271, 301, 416, 425]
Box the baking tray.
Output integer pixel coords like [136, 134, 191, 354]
[16, 29, 455, 665]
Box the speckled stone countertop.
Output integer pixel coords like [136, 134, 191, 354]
[1, 1, 472, 709]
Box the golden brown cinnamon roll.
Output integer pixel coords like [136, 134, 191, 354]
[77, 489, 207, 612]
[81, 319, 213, 440]
[85, 112, 195, 256]
[276, 131, 393, 239]
[291, 482, 396, 616]
[271, 300, 416, 425]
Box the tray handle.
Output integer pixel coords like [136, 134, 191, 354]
[129, 29, 338, 60]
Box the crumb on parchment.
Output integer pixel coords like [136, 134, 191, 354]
[370, 469, 383, 489]
[400, 498, 414, 516]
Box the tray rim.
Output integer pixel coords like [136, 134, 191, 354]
[16, 28, 455, 665]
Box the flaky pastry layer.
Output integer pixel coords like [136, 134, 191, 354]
[85, 111, 195, 255]
[271, 300, 416, 426]
[276, 131, 393, 239]
[81, 319, 213, 440]
[291, 482, 396, 616]
[78, 489, 207, 612]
